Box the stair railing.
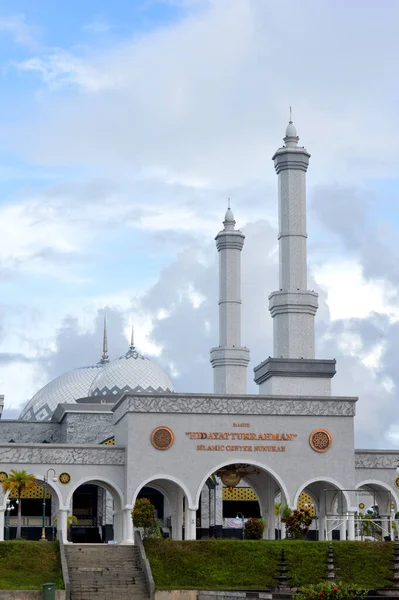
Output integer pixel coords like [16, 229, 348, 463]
[134, 529, 155, 599]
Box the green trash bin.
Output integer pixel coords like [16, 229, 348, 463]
[43, 582, 56, 600]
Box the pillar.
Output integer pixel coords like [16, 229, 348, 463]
[381, 516, 389, 540]
[347, 512, 356, 540]
[187, 508, 197, 540]
[171, 489, 183, 540]
[114, 510, 123, 543]
[339, 516, 347, 541]
[122, 507, 134, 543]
[0, 509, 4, 541]
[210, 206, 250, 394]
[57, 509, 69, 543]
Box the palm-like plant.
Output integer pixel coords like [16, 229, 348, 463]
[2, 469, 36, 538]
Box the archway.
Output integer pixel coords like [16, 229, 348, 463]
[132, 476, 193, 541]
[196, 461, 290, 540]
[355, 480, 399, 541]
[294, 478, 350, 541]
[67, 477, 123, 543]
[1, 474, 61, 542]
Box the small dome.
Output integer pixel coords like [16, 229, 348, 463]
[285, 121, 298, 138]
[19, 364, 103, 421]
[224, 207, 235, 222]
[88, 347, 174, 397]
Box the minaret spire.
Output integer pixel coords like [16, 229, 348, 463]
[254, 121, 335, 396]
[130, 324, 135, 350]
[210, 204, 250, 394]
[100, 314, 109, 364]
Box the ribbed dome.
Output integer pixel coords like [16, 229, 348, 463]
[285, 121, 298, 138]
[88, 347, 174, 397]
[19, 364, 103, 421]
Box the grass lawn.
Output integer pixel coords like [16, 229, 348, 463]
[0, 540, 64, 590]
[144, 539, 394, 591]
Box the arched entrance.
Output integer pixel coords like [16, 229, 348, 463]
[132, 476, 193, 541]
[196, 461, 289, 540]
[294, 479, 350, 541]
[67, 478, 123, 543]
[356, 481, 398, 541]
[1, 475, 61, 542]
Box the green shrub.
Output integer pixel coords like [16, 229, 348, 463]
[244, 518, 265, 540]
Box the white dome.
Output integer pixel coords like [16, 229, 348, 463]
[19, 364, 102, 421]
[285, 121, 298, 138]
[89, 347, 174, 397]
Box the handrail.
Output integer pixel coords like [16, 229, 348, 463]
[58, 530, 71, 600]
[134, 529, 155, 599]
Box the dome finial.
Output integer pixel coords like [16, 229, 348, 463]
[100, 313, 109, 364]
[284, 107, 299, 147]
[130, 323, 135, 351]
[224, 198, 235, 231]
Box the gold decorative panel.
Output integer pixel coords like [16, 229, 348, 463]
[297, 491, 316, 516]
[101, 436, 115, 446]
[9, 483, 50, 499]
[222, 487, 258, 501]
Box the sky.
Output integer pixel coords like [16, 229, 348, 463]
[0, 0, 399, 448]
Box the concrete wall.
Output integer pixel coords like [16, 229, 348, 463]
[0, 421, 60, 443]
[0, 591, 65, 599]
[59, 412, 113, 444]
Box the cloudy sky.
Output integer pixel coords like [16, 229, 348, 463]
[0, 0, 398, 448]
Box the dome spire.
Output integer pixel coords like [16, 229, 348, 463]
[100, 314, 109, 364]
[130, 324, 135, 351]
[284, 106, 299, 147]
[223, 198, 235, 231]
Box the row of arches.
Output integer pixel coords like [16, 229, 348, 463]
[1, 462, 398, 543]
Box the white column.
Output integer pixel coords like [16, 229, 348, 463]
[58, 509, 68, 543]
[347, 512, 356, 540]
[210, 207, 250, 394]
[188, 509, 197, 540]
[0, 509, 4, 541]
[340, 516, 347, 541]
[121, 508, 134, 543]
[281, 522, 286, 540]
[114, 510, 123, 543]
[171, 489, 183, 540]
[184, 501, 190, 540]
[381, 516, 389, 540]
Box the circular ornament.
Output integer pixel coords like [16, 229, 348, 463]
[151, 426, 174, 451]
[309, 429, 332, 453]
[395, 476, 399, 489]
[58, 472, 71, 485]
[0, 471, 7, 482]
[358, 502, 365, 510]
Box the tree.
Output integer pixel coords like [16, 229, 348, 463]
[2, 469, 36, 539]
[132, 498, 158, 538]
[281, 507, 313, 539]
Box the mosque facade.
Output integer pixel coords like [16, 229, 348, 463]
[0, 123, 398, 544]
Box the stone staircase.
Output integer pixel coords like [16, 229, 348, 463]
[64, 544, 150, 600]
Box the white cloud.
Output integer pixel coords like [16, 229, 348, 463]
[0, 14, 37, 47]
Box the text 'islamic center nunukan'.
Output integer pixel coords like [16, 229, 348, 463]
[0, 122, 397, 544]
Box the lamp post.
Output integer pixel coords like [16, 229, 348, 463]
[40, 469, 57, 542]
[5, 499, 16, 541]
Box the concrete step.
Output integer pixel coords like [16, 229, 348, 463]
[65, 544, 149, 600]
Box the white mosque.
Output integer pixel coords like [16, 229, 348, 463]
[0, 121, 397, 544]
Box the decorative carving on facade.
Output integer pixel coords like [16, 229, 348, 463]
[309, 429, 332, 453]
[113, 395, 356, 423]
[355, 453, 399, 469]
[0, 446, 125, 465]
[151, 426, 174, 451]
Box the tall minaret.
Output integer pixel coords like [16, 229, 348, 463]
[254, 120, 335, 396]
[210, 204, 250, 394]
